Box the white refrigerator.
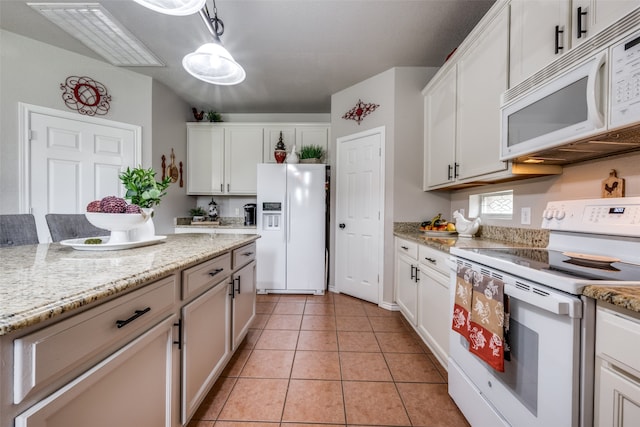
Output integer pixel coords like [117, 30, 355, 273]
[256, 164, 326, 294]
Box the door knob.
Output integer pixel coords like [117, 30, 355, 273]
[339, 223, 346, 229]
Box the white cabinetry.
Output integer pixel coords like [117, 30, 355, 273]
[509, 0, 571, 86]
[394, 237, 451, 367]
[186, 123, 262, 195]
[595, 303, 640, 427]
[231, 242, 256, 350]
[416, 245, 450, 367]
[13, 276, 179, 427]
[262, 124, 330, 163]
[423, 3, 510, 189]
[395, 239, 419, 325]
[571, 0, 639, 48]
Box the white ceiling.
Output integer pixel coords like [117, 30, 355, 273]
[0, 0, 495, 113]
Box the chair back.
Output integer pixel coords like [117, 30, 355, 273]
[0, 214, 39, 247]
[46, 214, 109, 242]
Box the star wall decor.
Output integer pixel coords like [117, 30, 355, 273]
[342, 99, 379, 125]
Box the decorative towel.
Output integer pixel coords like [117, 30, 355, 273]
[452, 264, 510, 372]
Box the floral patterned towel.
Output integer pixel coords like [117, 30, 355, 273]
[451, 264, 510, 372]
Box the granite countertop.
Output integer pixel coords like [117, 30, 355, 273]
[395, 222, 640, 314]
[0, 233, 259, 336]
[176, 223, 258, 230]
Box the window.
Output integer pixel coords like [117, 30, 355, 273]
[469, 190, 513, 220]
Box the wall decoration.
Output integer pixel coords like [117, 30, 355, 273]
[342, 99, 379, 125]
[179, 161, 184, 188]
[60, 76, 111, 116]
[192, 108, 204, 121]
[601, 169, 625, 198]
[167, 148, 179, 183]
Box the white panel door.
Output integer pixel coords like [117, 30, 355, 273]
[225, 126, 263, 194]
[29, 111, 138, 242]
[186, 124, 224, 195]
[335, 129, 382, 304]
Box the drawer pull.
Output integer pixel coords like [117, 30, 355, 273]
[401, 246, 409, 250]
[410, 265, 416, 280]
[116, 307, 151, 328]
[235, 276, 241, 294]
[208, 268, 224, 277]
[173, 319, 182, 349]
[242, 251, 254, 256]
[424, 257, 436, 264]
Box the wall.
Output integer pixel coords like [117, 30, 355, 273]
[451, 151, 640, 228]
[331, 67, 450, 306]
[150, 80, 192, 234]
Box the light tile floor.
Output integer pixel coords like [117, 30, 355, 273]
[188, 293, 469, 427]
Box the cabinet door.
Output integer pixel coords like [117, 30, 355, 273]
[15, 315, 176, 427]
[424, 66, 457, 188]
[597, 362, 640, 426]
[296, 126, 330, 161]
[181, 282, 231, 423]
[417, 267, 450, 365]
[187, 125, 224, 195]
[572, 0, 639, 47]
[510, 0, 570, 87]
[225, 127, 263, 194]
[396, 252, 418, 326]
[455, 5, 509, 181]
[263, 126, 296, 163]
[232, 260, 256, 350]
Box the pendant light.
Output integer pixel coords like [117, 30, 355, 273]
[131, 0, 207, 16]
[182, 1, 246, 85]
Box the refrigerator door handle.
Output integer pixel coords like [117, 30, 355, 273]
[286, 194, 291, 243]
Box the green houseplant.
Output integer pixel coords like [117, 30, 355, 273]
[299, 144, 325, 163]
[119, 166, 171, 209]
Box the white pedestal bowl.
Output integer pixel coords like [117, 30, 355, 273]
[85, 212, 150, 244]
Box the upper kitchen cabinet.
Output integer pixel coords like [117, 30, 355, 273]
[510, 0, 571, 86]
[262, 124, 330, 163]
[424, 66, 457, 188]
[424, 2, 510, 189]
[571, 0, 640, 48]
[186, 123, 263, 195]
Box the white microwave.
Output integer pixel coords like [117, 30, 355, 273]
[500, 51, 607, 161]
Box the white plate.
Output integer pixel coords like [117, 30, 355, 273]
[421, 230, 458, 236]
[60, 235, 167, 251]
[562, 251, 620, 264]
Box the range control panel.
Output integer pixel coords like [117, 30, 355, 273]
[542, 197, 640, 236]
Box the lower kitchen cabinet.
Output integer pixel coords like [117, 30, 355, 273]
[395, 239, 419, 325]
[181, 280, 232, 423]
[232, 260, 256, 350]
[394, 237, 451, 367]
[15, 315, 177, 427]
[595, 303, 640, 427]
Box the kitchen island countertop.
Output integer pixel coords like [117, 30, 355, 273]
[0, 233, 259, 336]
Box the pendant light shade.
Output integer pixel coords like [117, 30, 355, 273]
[182, 42, 246, 85]
[131, 0, 207, 16]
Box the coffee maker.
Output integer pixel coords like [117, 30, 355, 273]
[244, 203, 257, 226]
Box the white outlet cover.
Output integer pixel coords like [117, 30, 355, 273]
[521, 207, 531, 225]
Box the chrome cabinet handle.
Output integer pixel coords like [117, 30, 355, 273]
[116, 307, 151, 328]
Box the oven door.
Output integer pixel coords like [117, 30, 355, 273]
[449, 261, 583, 427]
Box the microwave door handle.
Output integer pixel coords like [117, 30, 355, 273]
[586, 52, 606, 129]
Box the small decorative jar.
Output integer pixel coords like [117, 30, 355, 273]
[274, 131, 287, 164]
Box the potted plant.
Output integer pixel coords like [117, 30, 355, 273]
[189, 206, 207, 222]
[206, 111, 223, 122]
[119, 166, 171, 240]
[299, 144, 325, 163]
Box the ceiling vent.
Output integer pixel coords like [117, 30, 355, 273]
[28, 2, 164, 66]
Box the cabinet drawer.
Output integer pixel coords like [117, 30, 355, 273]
[182, 252, 231, 300]
[418, 245, 449, 275]
[396, 238, 418, 259]
[596, 306, 640, 374]
[233, 242, 256, 269]
[13, 275, 177, 404]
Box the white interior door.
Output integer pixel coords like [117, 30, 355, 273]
[335, 128, 383, 304]
[25, 106, 139, 242]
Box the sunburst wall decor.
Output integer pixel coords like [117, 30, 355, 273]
[342, 99, 379, 125]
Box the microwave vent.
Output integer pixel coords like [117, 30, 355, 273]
[503, 7, 640, 104]
[513, 125, 640, 165]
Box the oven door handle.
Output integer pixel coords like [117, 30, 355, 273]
[504, 283, 581, 318]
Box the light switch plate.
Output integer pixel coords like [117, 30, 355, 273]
[521, 207, 531, 225]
